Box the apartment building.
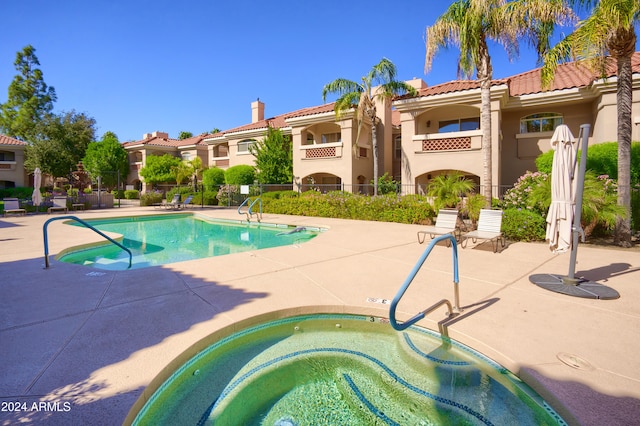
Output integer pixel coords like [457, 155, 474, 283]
[0, 134, 27, 189]
[122, 54, 640, 195]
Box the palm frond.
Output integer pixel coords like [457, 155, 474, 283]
[425, 1, 465, 73]
[322, 78, 361, 102]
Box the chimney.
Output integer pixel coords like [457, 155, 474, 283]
[251, 98, 264, 123]
[151, 131, 169, 139]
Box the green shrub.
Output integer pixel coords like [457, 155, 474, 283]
[536, 141, 640, 184]
[262, 191, 434, 224]
[261, 190, 299, 200]
[83, 187, 93, 194]
[203, 167, 225, 191]
[192, 190, 218, 205]
[139, 191, 163, 206]
[0, 187, 33, 199]
[373, 173, 400, 195]
[124, 189, 139, 199]
[535, 150, 554, 174]
[502, 208, 546, 241]
[166, 187, 193, 202]
[110, 189, 125, 199]
[225, 165, 255, 185]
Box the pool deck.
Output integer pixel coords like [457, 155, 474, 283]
[1, 206, 639, 425]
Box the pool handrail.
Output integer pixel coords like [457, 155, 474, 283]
[43, 215, 132, 269]
[238, 197, 262, 221]
[389, 233, 460, 331]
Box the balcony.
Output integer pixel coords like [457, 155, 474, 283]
[211, 157, 230, 167]
[413, 130, 481, 153]
[300, 142, 343, 159]
[0, 161, 17, 171]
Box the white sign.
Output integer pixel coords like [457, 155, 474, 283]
[240, 185, 249, 195]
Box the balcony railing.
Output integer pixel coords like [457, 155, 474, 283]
[300, 142, 343, 159]
[414, 131, 481, 152]
[212, 157, 230, 167]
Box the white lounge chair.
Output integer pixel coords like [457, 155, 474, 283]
[3, 198, 26, 216]
[48, 196, 68, 214]
[417, 209, 460, 244]
[161, 194, 181, 209]
[461, 209, 506, 253]
[47, 197, 69, 214]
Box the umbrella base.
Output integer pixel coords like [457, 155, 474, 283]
[529, 273, 620, 300]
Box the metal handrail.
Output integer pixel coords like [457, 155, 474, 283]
[248, 197, 262, 220]
[389, 234, 460, 331]
[43, 215, 132, 269]
[237, 197, 262, 221]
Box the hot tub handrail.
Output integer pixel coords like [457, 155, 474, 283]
[389, 233, 460, 331]
[43, 215, 132, 269]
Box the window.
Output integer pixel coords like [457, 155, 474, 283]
[237, 139, 256, 153]
[306, 133, 315, 145]
[394, 135, 402, 160]
[0, 151, 15, 161]
[181, 152, 191, 161]
[438, 117, 480, 133]
[520, 113, 563, 133]
[321, 132, 341, 144]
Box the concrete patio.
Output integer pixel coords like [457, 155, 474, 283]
[0, 206, 638, 425]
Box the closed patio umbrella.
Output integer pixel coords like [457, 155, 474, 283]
[32, 168, 43, 210]
[530, 124, 619, 299]
[545, 125, 576, 253]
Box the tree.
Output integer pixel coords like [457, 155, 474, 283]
[139, 154, 182, 186]
[24, 110, 97, 178]
[541, 0, 638, 247]
[178, 131, 193, 140]
[0, 45, 57, 141]
[426, 0, 574, 206]
[83, 131, 129, 190]
[249, 126, 293, 184]
[322, 58, 417, 195]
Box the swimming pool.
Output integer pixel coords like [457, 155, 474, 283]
[130, 313, 566, 425]
[58, 214, 321, 270]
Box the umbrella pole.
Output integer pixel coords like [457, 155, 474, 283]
[566, 124, 590, 282]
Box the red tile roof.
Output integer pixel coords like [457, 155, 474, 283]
[508, 52, 640, 96]
[203, 103, 337, 138]
[122, 133, 207, 149]
[0, 134, 27, 146]
[404, 52, 640, 100]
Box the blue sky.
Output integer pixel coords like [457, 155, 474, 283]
[2, 0, 574, 142]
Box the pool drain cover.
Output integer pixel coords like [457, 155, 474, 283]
[529, 274, 620, 299]
[557, 352, 594, 370]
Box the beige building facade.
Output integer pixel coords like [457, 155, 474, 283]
[120, 54, 640, 196]
[0, 135, 27, 188]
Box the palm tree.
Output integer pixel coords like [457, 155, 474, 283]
[541, 0, 638, 247]
[322, 58, 417, 195]
[426, 0, 574, 206]
[427, 172, 475, 212]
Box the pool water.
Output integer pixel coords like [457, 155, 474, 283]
[58, 214, 320, 270]
[131, 314, 566, 425]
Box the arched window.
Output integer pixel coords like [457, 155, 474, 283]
[520, 113, 563, 133]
